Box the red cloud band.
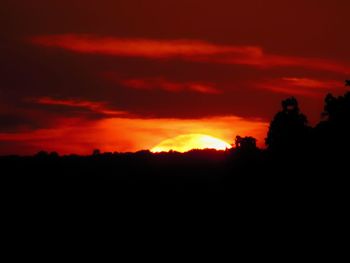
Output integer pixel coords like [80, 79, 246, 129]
[35, 97, 127, 116]
[118, 77, 222, 94]
[31, 34, 260, 58]
[256, 78, 343, 98]
[30, 34, 350, 73]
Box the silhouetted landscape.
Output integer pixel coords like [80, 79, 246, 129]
[2, 84, 349, 201]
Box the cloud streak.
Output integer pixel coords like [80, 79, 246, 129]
[30, 34, 350, 73]
[30, 34, 260, 59]
[256, 78, 343, 98]
[34, 97, 127, 117]
[112, 76, 222, 94]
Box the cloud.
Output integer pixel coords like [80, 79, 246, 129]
[30, 34, 260, 59]
[114, 77, 222, 94]
[33, 97, 128, 117]
[256, 78, 343, 98]
[281, 78, 341, 89]
[0, 115, 268, 155]
[0, 113, 38, 132]
[30, 34, 350, 73]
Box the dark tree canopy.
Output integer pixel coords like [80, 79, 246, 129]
[92, 149, 101, 156]
[266, 97, 310, 152]
[315, 91, 350, 151]
[235, 136, 257, 151]
[323, 92, 350, 123]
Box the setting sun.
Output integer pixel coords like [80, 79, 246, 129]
[151, 134, 232, 153]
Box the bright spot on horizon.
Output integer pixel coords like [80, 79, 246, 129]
[151, 134, 232, 153]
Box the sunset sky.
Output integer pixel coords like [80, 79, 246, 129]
[1, 0, 349, 155]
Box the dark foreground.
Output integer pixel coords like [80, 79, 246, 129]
[1, 147, 348, 250]
[1, 149, 348, 202]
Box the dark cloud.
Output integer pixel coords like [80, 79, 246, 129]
[0, 114, 39, 133]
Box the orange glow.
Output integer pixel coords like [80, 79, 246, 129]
[0, 116, 268, 155]
[151, 134, 232, 153]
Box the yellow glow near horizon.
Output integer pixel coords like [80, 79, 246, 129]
[151, 134, 232, 153]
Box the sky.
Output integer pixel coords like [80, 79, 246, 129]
[0, 0, 349, 155]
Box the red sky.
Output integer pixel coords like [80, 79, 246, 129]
[0, 0, 349, 154]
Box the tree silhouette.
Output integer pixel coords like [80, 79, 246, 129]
[322, 93, 350, 122]
[266, 97, 310, 152]
[35, 151, 49, 158]
[315, 90, 350, 152]
[49, 152, 59, 158]
[235, 136, 257, 152]
[92, 149, 101, 156]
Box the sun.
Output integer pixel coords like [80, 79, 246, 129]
[151, 134, 232, 153]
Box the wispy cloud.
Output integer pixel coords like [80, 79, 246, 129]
[33, 97, 127, 117]
[281, 78, 340, 89]
[115, 77, 222, 94]
[30, 34, 350, 73]
[30, 34, 260, 59]
[256, 78, 343, 98]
